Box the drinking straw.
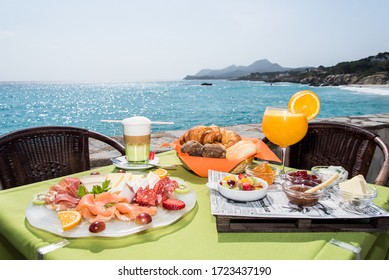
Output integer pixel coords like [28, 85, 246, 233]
[101, 120, 174, 125]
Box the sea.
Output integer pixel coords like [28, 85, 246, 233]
[1, 80, 389, 137]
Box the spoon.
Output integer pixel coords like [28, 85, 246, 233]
[304, 173, 339, 193]
[110, 158, 179, 170]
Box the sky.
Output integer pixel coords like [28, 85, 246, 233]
[1, 0, 389, 82]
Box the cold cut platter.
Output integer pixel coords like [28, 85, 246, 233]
[25, 171, 196, 238]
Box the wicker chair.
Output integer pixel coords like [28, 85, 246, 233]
[262, 122, 389, 186]
[0, 126, 125, 189]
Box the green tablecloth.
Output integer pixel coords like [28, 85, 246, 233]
[0, 151, 388, 260]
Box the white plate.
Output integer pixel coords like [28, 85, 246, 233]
[25, 191, 196, 238]
[112, 155, 160, 170]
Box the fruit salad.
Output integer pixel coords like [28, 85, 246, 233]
[219, 174, 264, 191]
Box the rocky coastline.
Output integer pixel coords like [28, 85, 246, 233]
[237, 69, 389, 86]
[236, 52, 389, 86]
[185, 52, 389, 87]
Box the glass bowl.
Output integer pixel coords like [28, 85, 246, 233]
[245, 162, 278, 185]
[285, 170, 322, 187]
[282, 181, 324, 207]
[311, 166, 348, 187]
[335, 185, 377, 210]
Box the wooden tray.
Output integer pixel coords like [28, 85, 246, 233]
[215, 215, 389, 233]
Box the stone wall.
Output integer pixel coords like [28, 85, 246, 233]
[91, 113, 389, 185]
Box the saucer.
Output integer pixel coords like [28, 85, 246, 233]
[112, 155, 160, 170]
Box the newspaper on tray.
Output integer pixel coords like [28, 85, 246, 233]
[208, 170, 389, 219]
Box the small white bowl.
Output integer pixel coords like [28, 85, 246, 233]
[209, 176, 269, 202]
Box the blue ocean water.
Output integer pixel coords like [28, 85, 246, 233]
[1, 80, 389, 136]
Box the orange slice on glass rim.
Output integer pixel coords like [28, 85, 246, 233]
[58, 210, 82, 231]
[288, 90, 320, 120]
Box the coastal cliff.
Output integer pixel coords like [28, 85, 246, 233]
[236, 52, 389, 86]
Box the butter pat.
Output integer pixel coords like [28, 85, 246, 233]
[339, 175, 370, 195]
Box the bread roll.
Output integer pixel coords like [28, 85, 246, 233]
[181, 140, 203, 156]
[226, 140, 258, 161]
[201, 143, 226, 158]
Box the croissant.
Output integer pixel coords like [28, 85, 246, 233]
[220, 128, 242, 148]
[179, 125, 242, 148]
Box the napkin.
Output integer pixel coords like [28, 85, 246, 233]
[166, 138, 280, 177]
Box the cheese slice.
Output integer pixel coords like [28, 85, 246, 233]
[106, 173, 133, 193]
[339, 174, 370, 195]
[105, 173, 124, 188]
[129, 174, 144, 183]
[146, 171, 162, 188]
[80, 175, 106, 191]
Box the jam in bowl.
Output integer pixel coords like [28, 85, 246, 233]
[245, 162, 278, 185]
[285, 170, 322, 187]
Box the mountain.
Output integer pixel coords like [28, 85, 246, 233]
[184, 59, 291, 80]
[237, 52, 389, 86]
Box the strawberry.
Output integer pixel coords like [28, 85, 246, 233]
[162, 198, 186, 210]
[242, 182, 252, 191]
[238, 173, 247, 180]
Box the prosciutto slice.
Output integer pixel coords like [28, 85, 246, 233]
[45, 178, 81, 211]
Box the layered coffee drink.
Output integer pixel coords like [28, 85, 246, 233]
[122, 116, 151, 163]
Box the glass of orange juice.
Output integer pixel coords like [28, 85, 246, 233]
[262, 106, 308, 177]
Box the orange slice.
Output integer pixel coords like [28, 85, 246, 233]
[58, 210, 82, 231]
[153, 168, 168, 179]
[288, 90, 320, 120]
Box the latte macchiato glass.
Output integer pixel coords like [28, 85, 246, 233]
[122, 116, 151, 164]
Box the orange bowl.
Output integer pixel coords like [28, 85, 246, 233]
[178, 154, 252, 177]
[169, 138, 280, 178]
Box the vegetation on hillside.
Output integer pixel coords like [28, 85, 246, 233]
[237, 52, 389, 86]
